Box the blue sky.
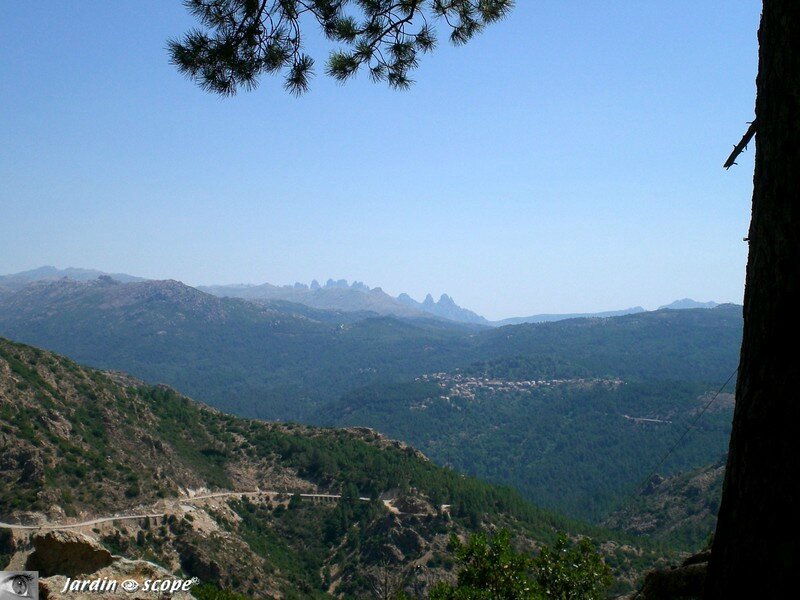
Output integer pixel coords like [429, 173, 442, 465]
[0, 1, 760, 319]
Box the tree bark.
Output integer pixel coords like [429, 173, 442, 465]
[706, 1, 800, 596]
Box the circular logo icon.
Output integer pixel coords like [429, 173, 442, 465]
[11, 575, 31, 596]
[121, 579, 140, 593]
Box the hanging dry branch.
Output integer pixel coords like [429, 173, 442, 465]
[723, 119, 758, 169]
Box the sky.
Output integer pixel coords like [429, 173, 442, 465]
[0, 1, 761, 320]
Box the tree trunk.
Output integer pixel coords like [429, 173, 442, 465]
[705, 1, 800, 596]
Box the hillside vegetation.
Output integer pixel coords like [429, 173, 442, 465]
[1, 338, 668, 596]
[0, 278, 477, 420]
[0, 278, 740, 554]
[603, 459, 726, 550]
[0, 278, 742, 423]
[321, 377, 733, 525]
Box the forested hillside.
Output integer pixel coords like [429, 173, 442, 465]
[0, 278, 741, 422]
[603, 459, 726, 550]
[321, 378, 734, 524]
[0, 278, 740, 549]
[0, 278, 475, 419]
[0, 338, 665, 596]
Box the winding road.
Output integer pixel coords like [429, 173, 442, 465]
[0, 490, 425, 531]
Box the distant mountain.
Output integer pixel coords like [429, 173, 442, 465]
[658, 298, 720, 310]
[0, 266, 144, 293]
[200, 278, 490, 326]
[199, 279, 428, 319]
[1, 268, 488, 326]
[0, 278, 743, 532]
[0, 276, 743, 423]
[495, 306, 646, 326]
[495, 298, 726, 326]
[1, 266, 723, 330]
[478, 305, 742, 383]
[0, 277, 480, 420]
[398, 292, 489, 325]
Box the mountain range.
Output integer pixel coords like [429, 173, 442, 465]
[199, 279, 490, 326]
[494, 306, 647, 325]
[1, 267, 723, 327]
[0, 266, 144, 293]
[0, 265, 739, 598]
[658, 298, 720, 310]
[0, 273, 741, 531]
[0, 276, 741, 419]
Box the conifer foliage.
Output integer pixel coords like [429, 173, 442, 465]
[169, 0, 514, 95]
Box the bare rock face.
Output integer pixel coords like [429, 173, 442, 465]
[393, 494, 434, 516]
[26, 531, 114, 577]
[12, 532, 195, 600]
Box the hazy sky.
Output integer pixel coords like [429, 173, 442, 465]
[1, 2, 760, 320]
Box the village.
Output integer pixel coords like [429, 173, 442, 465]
[416, 372, 624, 402]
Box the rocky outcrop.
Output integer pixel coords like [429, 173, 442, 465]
[14, 531, 194, 599]
[26, 531, 114, 577]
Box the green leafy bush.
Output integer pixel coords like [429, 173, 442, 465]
[429, 530, 612, 600]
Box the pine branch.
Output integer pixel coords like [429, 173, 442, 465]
[170, 0, 515, 94]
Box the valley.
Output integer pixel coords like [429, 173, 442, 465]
[0, 274, 740, 538]
[321, 376, 732, 523]
[0, 337, 670, 597]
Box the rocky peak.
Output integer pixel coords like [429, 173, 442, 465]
[325, 278, 349, 289]
[438, 294, 456, 307]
